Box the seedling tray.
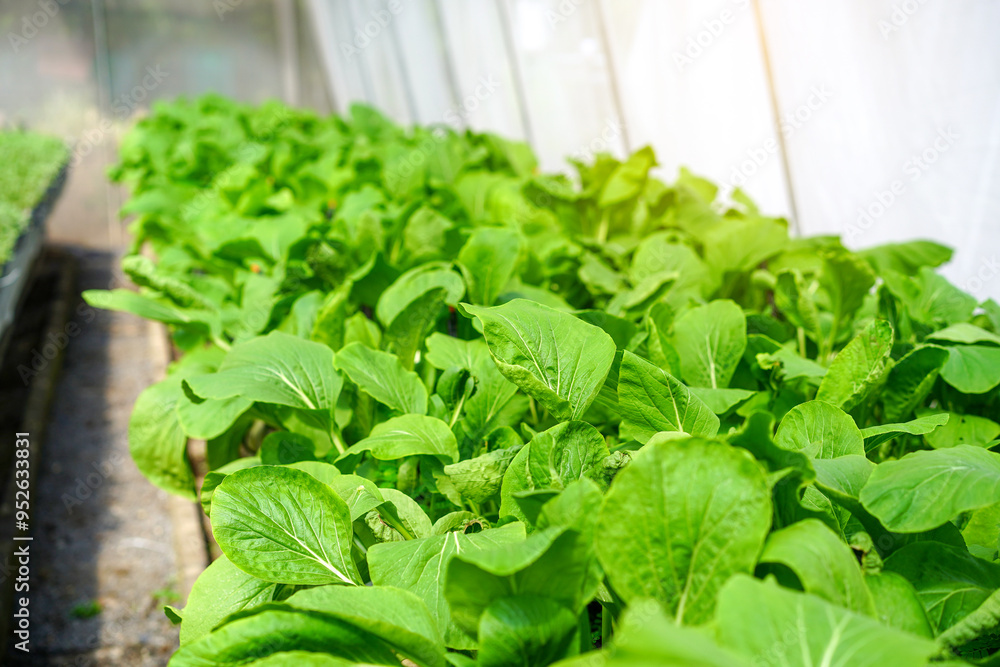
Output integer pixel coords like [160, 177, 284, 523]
[0, 162, 68, 360]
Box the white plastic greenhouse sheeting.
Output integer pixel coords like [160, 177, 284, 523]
[305, 0, 1000, 303]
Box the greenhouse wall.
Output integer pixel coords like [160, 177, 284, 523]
[303, 0, 1000, 301]
[2, 0, 997, 295]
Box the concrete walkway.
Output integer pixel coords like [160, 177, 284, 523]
[8, 249, 197, 666]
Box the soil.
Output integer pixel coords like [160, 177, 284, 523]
[3, 249, 192, 666]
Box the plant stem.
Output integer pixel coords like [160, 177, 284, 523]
[448, 391, 467, 428]
[330, 426, 347, 455]
[601, 606, 613, 647]
[596, 211, 609, 244]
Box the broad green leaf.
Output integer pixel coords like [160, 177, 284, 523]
[716, 575, 937, 667]
[754, 342, 828, 383]
[535, 478, 603, 532]
[424, 333, 491, 372]
[286, 585, 445, 667]
[579, 252, 628, 296]
[921, 410, 1000, 449]
[457, 227, 521, 305]
[444, 445, 523, 504]
[309, 283, 350, 350]
[238, 652, 354, 666]
[617, 351, 719, 443]
[859, 239, 952, 276]
[670, 300, 746, 389]
[881, 345, 949, 421]
[816, 319, 894, 411]
[882, 266, 977, 326]
[459, 370, 526, 447]
[927, 323, 1000, 346]
[186, 331, 341, 412]
[527, 421, 609, 491]
[402, 206, 453, 264]
[445, 525, 601, 638]
[939, 344, 1000, 394]
[759, 519, 876, 615]
[728, 411, 815, 476]
[595, 437, 771, 624]
[499, 445, 533, 523]
[200, 457, 262, 517]
[630, 234, 713, 296]
[598, 146, 655, 207]
[773, 269, 824, 345]
[883, 541, 1000, 633]
[375, 264, 464, 329]
[207, 420, 247, 475]
[260, 431, 316, 465]
[285, 460, 343, 488]
[129, 378, 195, 499]
[211, 466, 360, 586]
[700, 216, 788, 276]
[688, 387, 755, 415]
[370, 487, 433, 541]
[178, 555, 284, 646]
[168, 606, 399, 666]
[325, 474, 385, 521]
[864, 571, 934, 638]
[462, 299, 616, 420]
[774, 400, 864, 458]
[177, 394, 252, 441]
[368, 522, 526, 649]
[860, 412, 949, 452]
[860, 445, 1000, 532]
[334, 341, 428, 415]
[384, 290, 446, 367]
[432, 512, 478, 535]
[962, 502, 1000, 559]
[820, 249, 876, 341]
[936, 588, 1000, 651]
[477, 596, 577, 667]
[83, 288, 218, 336]
[337, 414, 459, 467]
[812, 457, 970, 559]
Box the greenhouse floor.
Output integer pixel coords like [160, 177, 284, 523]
[4, 249, 204, 666]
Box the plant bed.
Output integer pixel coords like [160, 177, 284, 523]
[88, 96, 1000, 666]
[0, 129, 70, 360]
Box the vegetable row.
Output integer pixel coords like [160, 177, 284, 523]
[87, 95, 1000, 666]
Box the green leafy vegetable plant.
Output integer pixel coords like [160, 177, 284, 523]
[90, 95, 1000, 666]
[0, 129, 67, 265]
